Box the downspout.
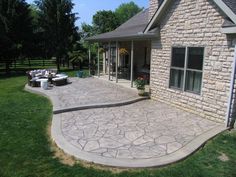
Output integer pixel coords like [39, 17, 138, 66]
[226, 44, 236, 128]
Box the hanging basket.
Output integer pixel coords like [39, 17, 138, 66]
[119, 48, 129, 56]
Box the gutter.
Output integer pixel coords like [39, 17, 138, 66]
[226, 44, 236, 128]
[85, 33, 159, 43]
[221, 26, 236, 34]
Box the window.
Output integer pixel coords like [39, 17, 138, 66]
[170, 47, 204, 94]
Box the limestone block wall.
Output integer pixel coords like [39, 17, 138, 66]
[150, 0, 236, 122]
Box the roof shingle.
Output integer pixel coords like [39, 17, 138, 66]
[86, 9, 157, 42]
[222, 0, 236, 15]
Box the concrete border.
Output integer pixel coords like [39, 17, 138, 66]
[24, 84, 150, 114]
[52, 114, 227, 168]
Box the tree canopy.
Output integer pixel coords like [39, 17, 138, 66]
[92, 10, 119, 34]
[36, 0, 79, 70]
[81, 1, 143, 39]
[0, 0, 88, 73]
[115, 1, 143, 25]
[0, 0, 33, 73]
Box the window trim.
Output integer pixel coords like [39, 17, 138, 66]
[169, 46, 205, 95]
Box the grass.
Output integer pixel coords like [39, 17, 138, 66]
[0, 75, 236, 177]
[60, 68, 90, 78]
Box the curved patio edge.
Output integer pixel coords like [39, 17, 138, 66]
[51, 114, 227, 168]
[25, 84, 52, 101]
[24, 84, 149, 114]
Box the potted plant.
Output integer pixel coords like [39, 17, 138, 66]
[134, 77, 146, 96]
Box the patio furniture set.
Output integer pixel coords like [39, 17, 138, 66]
[27, 69, 68, 89]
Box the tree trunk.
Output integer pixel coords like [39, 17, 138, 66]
[67, 57, 70, 68]
[56, 57, 60, 71]
[62, 58, 65, 67]
[28, 59, 31, 69]
[79, 61, 82, 70]
[5, 61, 11, 75]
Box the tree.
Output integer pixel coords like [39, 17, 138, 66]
[68, 42, 87, 70]
[81, 22, 95, 39]
[0, 0, 33, 73]
[81, 1, 142, 39]
[92, 10, 119, 34]
[37, 0, 78, 71]
[27, 4, 45, 58]
[115, 1, 143, 25]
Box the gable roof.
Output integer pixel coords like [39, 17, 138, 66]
[145, 0, 236, 33]
[222, 0, 236, 15]
[86, 8, 158, 42]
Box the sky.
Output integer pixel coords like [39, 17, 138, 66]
[26, 0, 148, 27]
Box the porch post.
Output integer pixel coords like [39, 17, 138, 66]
[116, 41, 119, 83]
[108, 42, 111, 81]
[97, 44, 100, 77]
[131, 40, 134, 87]
[103, 46, 106, 75]
[89, 44, 91, 76]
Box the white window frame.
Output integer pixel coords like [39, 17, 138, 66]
[169, 46, 204, 95]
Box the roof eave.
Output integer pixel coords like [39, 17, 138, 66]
[85, 33, 159, 43]
[221, 26, 236, 34]
[144, 0, 236, 34]
[144, 0, 172, 33]
[213, 0, 236, 24]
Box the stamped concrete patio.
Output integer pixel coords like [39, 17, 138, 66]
[26, 77, 226, 168]
[25, 77, 146, 113]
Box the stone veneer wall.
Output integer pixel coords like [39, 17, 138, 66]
[149, 0, 159, 20]
[150, 0, 236, 122]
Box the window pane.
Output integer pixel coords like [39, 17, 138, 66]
[188, 47, 204, 70]
[185, 70, 202, 93]
[170, 69, 184, 89]
[111, 48, 116, 63]
[171, 48, 186, 68]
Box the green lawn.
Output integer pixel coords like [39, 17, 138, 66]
[60, 68, 90, 78]
[0, 76, 236, 177]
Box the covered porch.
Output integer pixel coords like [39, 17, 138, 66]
[86, 9, 158, 88]
[92, 40, 151, 88]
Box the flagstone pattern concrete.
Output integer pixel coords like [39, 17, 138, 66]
[52, 100, 225, 167]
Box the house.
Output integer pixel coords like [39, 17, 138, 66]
[86, 0, 236, 127]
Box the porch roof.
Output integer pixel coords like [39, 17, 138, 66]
[86, 8, 159, 42]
